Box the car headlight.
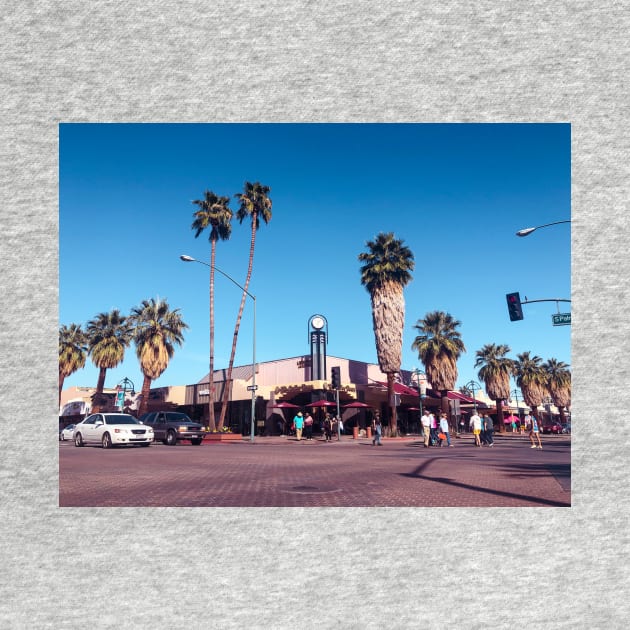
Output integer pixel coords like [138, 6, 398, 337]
[178, 426, 187, 432]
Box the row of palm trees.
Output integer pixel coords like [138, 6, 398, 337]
[358, 232, 570, 435]
[59, 299, 188, 418]
[59, 180, 273, 429]
[191, 181, 272, 431]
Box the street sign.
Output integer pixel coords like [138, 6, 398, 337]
[247, 385, 258, 391]
[552, 313, 571, 326]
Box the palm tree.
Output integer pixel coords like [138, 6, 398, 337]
[358, 232, 414, 436]
[543, 358, 571, 422]
[217, 181, 272, 431]
[475, 343, 514, 432]
[513, 351, 547, 413]
[131, 298, 188, 418]
[191, 190, 233, 430]
[411, 311, 466, 417]
[59, 323, 88, 406]
[86, 309, 133, 412]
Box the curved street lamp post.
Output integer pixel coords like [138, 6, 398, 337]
[180, 255, 257, 443]
[116, 377, 135, 412]
[515, 219, 571, 237]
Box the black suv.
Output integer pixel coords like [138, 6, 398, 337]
[139, 411, 205, 445]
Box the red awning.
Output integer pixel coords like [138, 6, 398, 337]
[446, 390, 487, 407]
[375, 382, 420, 397]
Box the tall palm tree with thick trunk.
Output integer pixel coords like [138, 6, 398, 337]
[131, 298, 188, 418]
[543, 358, 571, 422]
[217, 181, 272, 431]
[359, 232, 414, 436]
[191, 190, 232, 430]
[513, 351, 547, 414]
[87, 309, 133, 412]
[59, 323, 88, 406]
[411, 311, 465, 417]
[475, 343, 514, 433]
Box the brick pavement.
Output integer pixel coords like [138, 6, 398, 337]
[59, 433, 570, 507]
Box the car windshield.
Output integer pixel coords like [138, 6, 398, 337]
[104, 415, 138, 424]
[168, 413, 193, 422]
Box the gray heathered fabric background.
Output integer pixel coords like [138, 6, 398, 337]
[1, 1, 628, 628]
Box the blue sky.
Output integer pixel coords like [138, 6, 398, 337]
[59, 123, 571, 395]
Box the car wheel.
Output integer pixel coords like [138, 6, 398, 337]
[166, 431, 177, 446]
[74, 433, 84, 447]
[191, 438, 202, 446]
[102, 433, 113, 449]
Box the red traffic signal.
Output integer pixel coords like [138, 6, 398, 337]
[506, 292, 524, 321]
[331, 366, 341, 389]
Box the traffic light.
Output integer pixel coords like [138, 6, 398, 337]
[331, 366, 341, 389]
[506, 292, 524, 321]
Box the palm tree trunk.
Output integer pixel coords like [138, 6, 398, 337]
[207, 241, 217, 431]
[218, 214, 257, 431]
[92, 367, 108, 412]
[59, 373, 64, 408]
[496, 399, 506, 432]
[137, 374, 152, 418]
[386, 372, 397, 436]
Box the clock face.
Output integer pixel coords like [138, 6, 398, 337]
[311, 316, 325, 330]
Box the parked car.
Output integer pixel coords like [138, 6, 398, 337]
[561, 422, 571, 434]
[542, 422, 563, 434]
[74, 413, 154, 448]
[59, 424, 75, 441]
[138, 411, 205, 445]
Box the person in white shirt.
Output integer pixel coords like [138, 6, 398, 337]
[421, 409, 432, 448]
[439, 412, 452, 447]
[469, 411, 482, 447]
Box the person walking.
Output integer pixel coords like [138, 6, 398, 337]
[303, 412, 314, 440]
[439, 412, 452, 447]
[469, 410, 482, 447]
[421, 409, 432, 448]
[323, 413, 333, 442]
[483, 413, 494, 447]
[430, 412, 438, 446]
[529, 413, 543, 449]
[336, 416, 343, 440]
[372, 417, 383, 446]
[293, 411, 304, 441]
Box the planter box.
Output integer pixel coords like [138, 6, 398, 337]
[203, 433, 243, 442]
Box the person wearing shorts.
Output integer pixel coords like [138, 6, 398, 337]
[470, 411, 482, 447]
[529, 413, 542, 449]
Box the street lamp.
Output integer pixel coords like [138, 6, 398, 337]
[116, 377, 135, 412]
[516, 220, 571, 237]
[411, 368, 427, 417]
[180, 254, 257, 443]
[510, 388, 523, 421]
[464, 380, 483, 413]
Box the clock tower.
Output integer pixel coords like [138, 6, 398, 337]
[308, 314, 328, 381]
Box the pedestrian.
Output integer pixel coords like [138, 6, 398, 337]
[438, 412, 452, 447]
[511, 419, 517, 433]
[293, 411, 304, 441]
[372, 417, 383, 446]
[430, 412, 438, 445]
[303, 412, 314, 440]
[529, 413, 543, 449]
[421, 409, 432, 448]
[337, 416, 344, 440]
[469, 410, 482, 447]
[483, 413, 494, 447]
[323, 413, 333, 442]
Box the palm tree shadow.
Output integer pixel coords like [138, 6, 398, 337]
[401, 458, 570, 506]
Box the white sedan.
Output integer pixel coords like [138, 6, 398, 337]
[59, 424, 76, 441]
[74, 413, 154, 449]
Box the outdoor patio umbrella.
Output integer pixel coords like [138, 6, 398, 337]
[504, 415, 520, 423]
[342, 401, 372, 408]
[309, 400, 337, 407]
[271, 402, 300, 408]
